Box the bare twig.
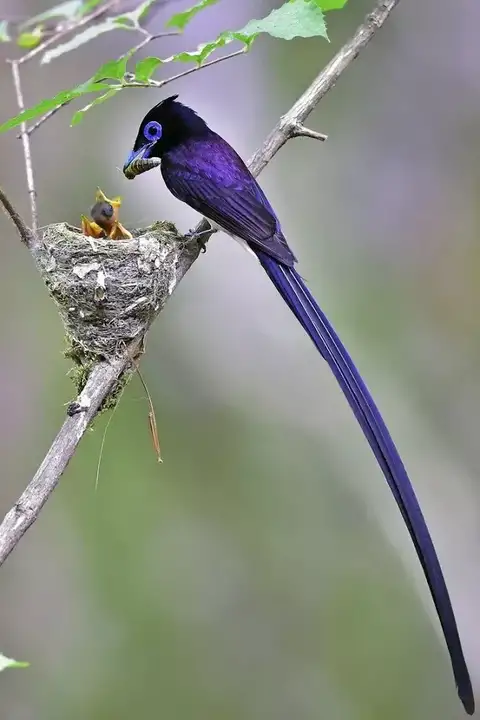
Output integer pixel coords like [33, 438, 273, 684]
[0, 185, 34, 247]
[9, 60, 39, 236]
[0, 0, 401, 566]
[290, 122, 328, 142]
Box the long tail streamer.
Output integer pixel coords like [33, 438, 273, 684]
[256, 250, 474, 715]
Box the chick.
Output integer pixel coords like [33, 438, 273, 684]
[81, 188, 132, 240]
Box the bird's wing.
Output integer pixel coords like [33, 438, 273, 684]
[161, 136, 295, 265]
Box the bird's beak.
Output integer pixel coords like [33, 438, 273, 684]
[123, 144, 161, 180]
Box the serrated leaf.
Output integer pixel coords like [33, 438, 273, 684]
[0, 20, 10, 42]
[166, 31, 250, 66]
[17, 27, 45, 48]
[70, 87, 121, 125]
[0, 80, 110, 133]
[166, 0, 219, 31]
[312, 0, 348, 8]
[21, 1, 83, 28]
[163, 1, 328, 69]
[239, 0, 327, 42]
[0, 653, 29, 671]
[134, 56, 163, 82]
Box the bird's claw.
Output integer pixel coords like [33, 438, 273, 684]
[184, 227, 212, 253]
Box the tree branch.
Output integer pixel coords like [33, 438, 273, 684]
[193, 0, 401, 242]
[0, 341, 140, 564]
[0, 0, 401, 567]
[0, 185, 35, 247]
[9, 60, 39, 237]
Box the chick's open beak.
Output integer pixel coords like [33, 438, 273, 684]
[82, 187, 132, 240]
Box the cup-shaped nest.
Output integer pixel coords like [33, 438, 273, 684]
[37, 221, 196, 360]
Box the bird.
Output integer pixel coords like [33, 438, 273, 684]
[81, 187, 132, 240]
[122, 95, 474, 714]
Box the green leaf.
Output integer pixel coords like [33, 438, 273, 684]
[239, 0, 327, 42]
[167, 31, 249, 65]
[70, 87, 121, 125]
[21, 1, 83, 28]
[93, 54, 132, 81]
[80, 0, 105, 13]
[166, 0, 219, 31]
[312, 0, 348, 8]
[41, 17, 134, 63]
[0, 20, 11, 42]
[134, 56, 163, 82]
[17, 27, 45, 48]
[0, 80, 110, 133]
[163, 0, 329, 68]
[40, 0, 157, 63]
[113, 16, 135, 27]
[0, 653, 29, 671]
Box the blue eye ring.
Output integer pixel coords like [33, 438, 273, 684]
[143, 120, 162, 142]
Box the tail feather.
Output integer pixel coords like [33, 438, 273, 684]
[256, 250, 474, 715]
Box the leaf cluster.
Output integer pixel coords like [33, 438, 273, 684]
[0, 0, 348, 132]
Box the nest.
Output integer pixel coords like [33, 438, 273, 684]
[37, 221, 197, 367]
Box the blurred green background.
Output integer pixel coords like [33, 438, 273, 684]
[1, 0, 479, 718]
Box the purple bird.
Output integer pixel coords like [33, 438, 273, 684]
[123, 95, 474, 714]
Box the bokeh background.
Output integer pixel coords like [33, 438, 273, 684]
[1, 0, 479, 718]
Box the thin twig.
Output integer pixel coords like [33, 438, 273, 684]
[18, 0, 120, 65]
[23, 102, 70, 136]
[290, 122, 328, 142]
[9, 60, 39, 236]
[0, 0, 401, 567]
[24, 46, 245, 136]
[0, 185, 34, 247]
[20, 32, 178, 139]
[157, 46, 247, 87]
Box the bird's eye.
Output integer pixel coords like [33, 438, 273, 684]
[143, 121, 162, 142]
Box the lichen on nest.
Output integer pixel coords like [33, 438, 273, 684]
[36, 220, 197, 398]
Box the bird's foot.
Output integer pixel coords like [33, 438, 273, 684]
[184, 227, 213, 253]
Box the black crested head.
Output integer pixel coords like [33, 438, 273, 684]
[123, 95, 211, 179]
[134, 95, 210, 155]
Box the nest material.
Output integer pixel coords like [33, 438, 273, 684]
[38, 221, 192, 361]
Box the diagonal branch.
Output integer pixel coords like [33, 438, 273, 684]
[0, 185, 35, 247]
[192, 0, 401, 239]
[0, 0, 401, 567]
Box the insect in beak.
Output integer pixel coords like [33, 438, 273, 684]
[123, 144, 161, 179]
